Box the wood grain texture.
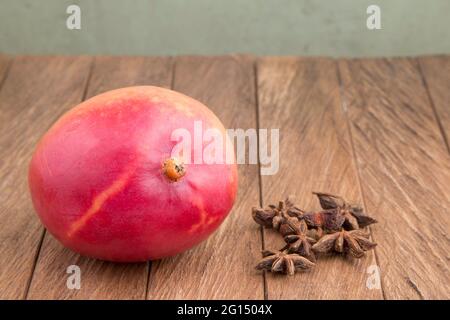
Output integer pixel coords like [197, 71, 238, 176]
[418, 56, 450, 152]
[0, 56, 92, 299]
[147, 55, 263, 299]
[27, 56, 173, 300]
[339, 58, 450, 299]
[257, 57, 383, 299]
[1, 54, 448, 300]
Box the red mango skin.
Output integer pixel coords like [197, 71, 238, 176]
[28, 86, 238, 262]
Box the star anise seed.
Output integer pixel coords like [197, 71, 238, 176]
[312, 229, 377, 258]
[256, 249, 315, 275]
[303, 209, 346, 233]
[252, 196, 306, 236]
[283, 219, 317, 262]
[313, 192, 377, 230]
[251, 207, 276, 228]
[348, 206, 378, 228]
[313, 192, 347, 209]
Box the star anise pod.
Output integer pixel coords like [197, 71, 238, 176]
[255, 249, 315, 275]
[252, 197, 305, 236]
[312, 229, 377, 258]
[302, 209, 346, 235]
[313, 192, 377, 230]
[283, 219, 317, 262]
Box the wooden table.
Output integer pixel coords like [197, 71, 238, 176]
[0, 54, 449, 300]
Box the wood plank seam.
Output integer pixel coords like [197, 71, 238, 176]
[416, 59, 450, 154]
[23, 57, 96, 299]
[144, 261, 152, 299]
[23, 229, 46, 299]
[336, 59, 387, 300]
[253, 59, 268, 300]
[0, 56, 13, 91]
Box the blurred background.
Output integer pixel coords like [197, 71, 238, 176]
[1, 0, 449, 57]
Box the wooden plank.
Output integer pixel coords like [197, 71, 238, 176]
[0, 54, 11, 85]
[27, 56, 173, 299]
[0, 56, 92, 299]
[418, 56, 450, 152]
[148, 55, 263, 299]
[339, 58, 450, 299]
[0, 55, 12, 120]
[257, 57, 383, 299]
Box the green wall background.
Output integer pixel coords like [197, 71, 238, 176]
[1, 0, 449, 57]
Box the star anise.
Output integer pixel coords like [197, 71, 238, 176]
[252, 197, 305, 236]
[302, 209, 346, 235]
[313, 192, 377, 230]
[311, 229, 377, 258]
[255, 249, 315, 275]
[283, 219, 317, 262]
